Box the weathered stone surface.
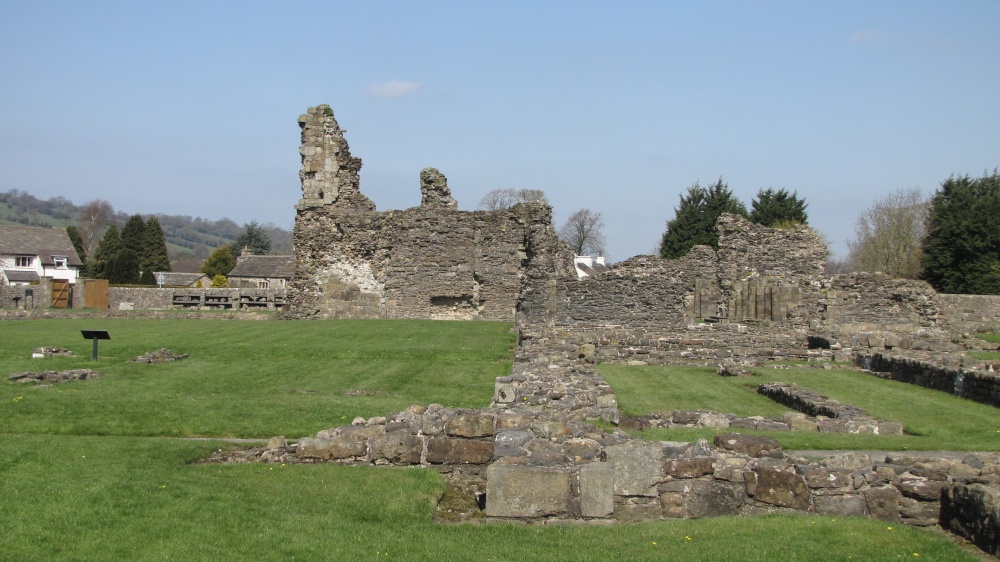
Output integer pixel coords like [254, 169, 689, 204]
[9, 369, 100, 383]
[663, 457, 715, 479]
[613, 501, 661, 522]
[801, 468, 852, 489]
[863, 487, 902, 521]
[897, 479, 944, 501]
[369, 432, 421, 464]
[713, 433, 782, 459]
[485, 465, 570, 518]
[296, 436, 366, 460]
[579, 462, 614, 518]
[493, 430, 533, 459]
[686, 480, 744, 518]
[814, 494, 867, 516]
[751, 468, 809, 510]
[426, 438, 493, 464]
[445, 413, 494, 438]
[606, 441, 662, 497]
[940, 483, 1000, 556]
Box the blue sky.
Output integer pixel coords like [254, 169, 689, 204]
[2, 1, 997, 260]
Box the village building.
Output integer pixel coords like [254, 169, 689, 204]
[0, 224, 83, 285]
[227, 254, 295, 289]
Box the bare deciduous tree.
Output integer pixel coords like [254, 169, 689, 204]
[75, 199, 115, 258]
[559, 208, 606, 256]
[846, 188, 928, 279]
[477, 188, 548, 211]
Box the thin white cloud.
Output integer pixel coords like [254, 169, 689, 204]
[848, 29, 887, 47]
[368, 81, 423, 99]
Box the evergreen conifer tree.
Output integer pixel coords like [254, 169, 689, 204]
[659, 179, 748, 259]
[749, 188, 809, 227]
[921, 169, 1000, 294]
[121, 214, 146, 254]
[91, 224, 122, 279]
[201, 246, 237, 278]
[141, 216, 171, 273]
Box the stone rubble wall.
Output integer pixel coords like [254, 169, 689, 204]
[106, 287, 285, 311]
[857, 352, 1000, 409]
[285, 104, 573, 321]
[935, 293, 1000, 333]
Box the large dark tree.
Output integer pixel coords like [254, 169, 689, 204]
[141, 216, 171, 274]
[66, 225, 87, 263]
[921, 170, 1000, 294]
[106, 248, 141, 284]
[121, 214, 147, 254]
[230, 221, 271, 256]
[91, 224, 122, 279]
[201, 246, 237, 278]
[659, 179, 748, 259]
[749, 188, 808, 227]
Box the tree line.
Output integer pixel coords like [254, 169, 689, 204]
[841, 169, 1000, 294]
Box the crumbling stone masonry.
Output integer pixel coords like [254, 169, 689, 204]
[284, 104, 573, 320]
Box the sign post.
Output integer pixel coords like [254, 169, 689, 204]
[80, 330, 111, 361]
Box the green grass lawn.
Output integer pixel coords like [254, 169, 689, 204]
[0, 318, 515, 438]
[599, 364, 1000, 451]
[0, 319, 984, 560]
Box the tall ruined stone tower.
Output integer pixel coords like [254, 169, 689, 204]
[296, 104, 374, 212]
[285, 104, 573, 321]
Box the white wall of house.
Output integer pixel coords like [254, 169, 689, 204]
[1, 254, 79, 284]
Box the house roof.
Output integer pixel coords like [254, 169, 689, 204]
[227, 255, 295, 279]
[3, 269, 41, 283]
[0, 225, 83, 266]
[154, 272, 208, 286]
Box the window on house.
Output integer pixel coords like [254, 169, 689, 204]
[53, 257, 67, 269]
[15, 256, 33, 268]
[258, 280, 270, 289]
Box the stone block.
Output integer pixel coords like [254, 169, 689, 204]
[940, 483, 1000, 556]
[663, 457, 715, 479]
[863, 487, 902, 521]
[564, 437, 602, 462]
[369, 432, 421, 464]
[686, 480, 745, 518]
[897, 479, 944, 501]
[606, 441, 662, 497]
[613, 501, 661, 522]
[751, 468, 810, 510]
[714, 433, 783, 459]
[496, 411, 534, 430]
[485, 465, 570, 518]
[445, 413, 494, 437]
[296, 436, 367, 460]
[580, 462, 614, 518]
[426, 438, 493, 464]
[659, 492, 686, 518]
[493, 430, 533, 459]
[814, 494, 867, 516]
[823, 452, 873, 471]
[899, 497, 940, 526]
[802, 468, 852, 489]
[494, 382, 516, 403]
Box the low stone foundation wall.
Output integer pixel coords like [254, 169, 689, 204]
[940, 483, 1000, 556]
[857, 353, 1000, 408]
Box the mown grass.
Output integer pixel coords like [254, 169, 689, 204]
[0, 318, 984, 560]
[0, 318, 515, 438]
[599, 364, 1000, 450]
[975, 332, 1000, 344]
[0, 434, 977, 561]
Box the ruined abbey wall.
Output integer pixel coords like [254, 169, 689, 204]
[285, 105, 573, 320]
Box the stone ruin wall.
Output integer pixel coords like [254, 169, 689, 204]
[284, 105, 573, 321]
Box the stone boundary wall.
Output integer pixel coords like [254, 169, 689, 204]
[857, 353, 1000, 408]
[107, 287, 285, 311]
[936, 293, 1000, 332]
[242, 417, 996, 527]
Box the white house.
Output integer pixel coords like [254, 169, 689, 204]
[0, 225, 83, 285]
[573, 255, 608, 279]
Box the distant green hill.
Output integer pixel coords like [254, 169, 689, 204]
[0, 189, 292, 259]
